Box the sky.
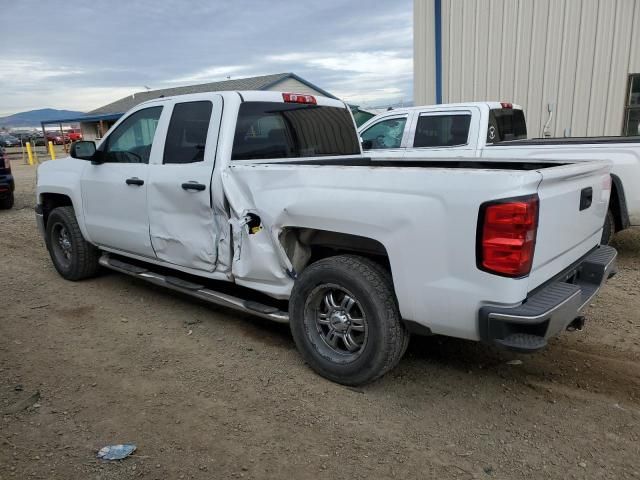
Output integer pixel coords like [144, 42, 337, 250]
[0, 0, 413, 116]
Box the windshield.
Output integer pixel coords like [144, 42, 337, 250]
[232, 102, 360, 160]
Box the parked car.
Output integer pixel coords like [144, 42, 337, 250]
[35, 91, 616, 385]
[11, 131, 36, 145]
[0, 147, 14, 209]
[0, 134, 20, 147]
[30, 133, 46, 146]
[45, 131, 70, 145]
[358, 101, 640, 244]
[66, 129, 83, 142]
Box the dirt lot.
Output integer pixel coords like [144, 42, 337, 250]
[1, 160, 639, 480]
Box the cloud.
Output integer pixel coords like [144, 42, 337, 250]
[0, 60, 84, 84]
[166, 65, 251, 84]
[0, 0, 413, 115]
[267, 51, 412, 106]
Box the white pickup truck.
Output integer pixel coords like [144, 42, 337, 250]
[36, 91, 617, 385]
[358, 102, 640, 243]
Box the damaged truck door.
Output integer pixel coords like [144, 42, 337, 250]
[147, 98, 223, 271]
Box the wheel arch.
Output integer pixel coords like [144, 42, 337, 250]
[278, 227, 391, 275]
[610, 174, 630, 232]
[39, 191, 91, 242]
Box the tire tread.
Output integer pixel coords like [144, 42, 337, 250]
[290, 254, 409, 385]
[47, 206, 100, 281]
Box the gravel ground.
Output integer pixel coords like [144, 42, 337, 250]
[1, 160, 639, 480]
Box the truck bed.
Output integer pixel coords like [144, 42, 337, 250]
[488, 136, 640, 146]
[270, 157, 570, 170]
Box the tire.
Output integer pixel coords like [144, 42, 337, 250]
[46, 206, 100, 281]
[289, 254, 409, 386]
[0, 192, 14, 210]
[601, 208, 615, 245]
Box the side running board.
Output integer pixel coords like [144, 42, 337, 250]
[98, 254, 289, 324]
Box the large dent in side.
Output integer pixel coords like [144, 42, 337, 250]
[148, 180, 218, 271]
[221, 163, 542, 339]
[221, 169, 294, 296]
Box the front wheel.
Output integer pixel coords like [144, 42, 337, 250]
[46, 206, 100, 281]
[289, 255, 409, 386]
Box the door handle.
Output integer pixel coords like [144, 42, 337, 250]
[126, 177, 144, 186]
[181, 182, 206, 191]
[579, 187, 593, 211]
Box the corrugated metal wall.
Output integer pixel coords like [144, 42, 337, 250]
[414, 0, 437, 104]
[414, 0, 640, 137]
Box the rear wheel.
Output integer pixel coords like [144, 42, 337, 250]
[601, 208, 615, 245]
[46, 206, 100, 280]
[289, 254, 409, 386]
[0, 192, 14, 210]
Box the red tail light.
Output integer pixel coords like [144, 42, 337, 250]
[477, 195, 539, 277]
[282, 93, 317, 105]
[500, 102, 513, 109]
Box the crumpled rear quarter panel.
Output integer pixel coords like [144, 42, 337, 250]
[224, 163, 542, 340]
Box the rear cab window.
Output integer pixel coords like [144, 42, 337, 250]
[487, 108, 527, 143]
[231, 102, 360, 160]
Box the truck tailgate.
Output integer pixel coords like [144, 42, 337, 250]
[529, 160, 611, 290]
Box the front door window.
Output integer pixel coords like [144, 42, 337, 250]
[102, 107, 162, 163]
[360, 117, 407, 150]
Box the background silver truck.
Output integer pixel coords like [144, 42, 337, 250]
[359, 102, 640, 243]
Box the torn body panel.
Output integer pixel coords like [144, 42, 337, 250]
[221, 168, 294, 297]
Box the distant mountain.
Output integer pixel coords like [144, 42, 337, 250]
[0, 108, 85, 128]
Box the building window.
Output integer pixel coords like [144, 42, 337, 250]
[624, 74, 640, 136]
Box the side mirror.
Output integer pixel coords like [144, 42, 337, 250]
[70, 141, 96, 160]
[361, 139, 373, 150]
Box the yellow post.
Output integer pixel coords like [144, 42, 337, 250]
[26, 142, 34, 166]
[48, 141, 56, 160]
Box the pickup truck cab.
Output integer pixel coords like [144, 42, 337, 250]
[36, 91, 617, 385]
[358, 102, 640, 243]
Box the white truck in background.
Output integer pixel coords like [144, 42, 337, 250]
[358, 102, 640, 243]
[36, 91, 616, 385]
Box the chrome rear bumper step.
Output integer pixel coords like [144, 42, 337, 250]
[98, 254, 289, 324]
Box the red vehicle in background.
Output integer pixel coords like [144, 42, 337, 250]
[45, 131, 71, 145]
[66, 129, 83, 142]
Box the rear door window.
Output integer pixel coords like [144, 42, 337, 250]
[360, 116, 407, 149]
[231, 102, 359, 160]
[414, 114, 471, 147]
[163, 101, 213, 164]
[487, 109, 527, 143]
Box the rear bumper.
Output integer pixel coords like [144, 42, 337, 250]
[0, 174, 14, 198]
[479, 245, 617, 352]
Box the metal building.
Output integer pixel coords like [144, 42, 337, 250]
[414, 0, 640, 137]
